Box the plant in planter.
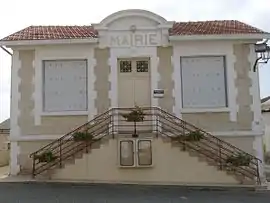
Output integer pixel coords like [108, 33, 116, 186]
[72, 131, 93, 142]
[122, 106, 145, 138]
[226, 153, 252, 167]
[35, 150, 57, 163]
[183, 130, 204, 142]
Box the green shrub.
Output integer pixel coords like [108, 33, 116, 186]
[73, 132, 93, 141]
[226, 153, 252, 166]
[122, 106, 145, 122]
[36, 151, 57, 163]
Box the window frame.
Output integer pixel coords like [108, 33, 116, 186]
[42, 59, 88, 115]
[180, 55, 229, 113]
[118, 138, 153, 168]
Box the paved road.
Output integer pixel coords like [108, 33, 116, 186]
[0, 182, 269, 203]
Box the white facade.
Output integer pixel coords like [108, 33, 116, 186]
[2, 9, 267, 178]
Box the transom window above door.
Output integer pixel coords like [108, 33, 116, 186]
[119, 59, 150, 73]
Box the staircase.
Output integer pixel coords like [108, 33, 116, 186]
[29, 107, 261, 185]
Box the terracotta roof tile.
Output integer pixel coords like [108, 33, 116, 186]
[1, 26, 98, 41]
[0, 20, 267, 41]
[170, 20, 266, 35]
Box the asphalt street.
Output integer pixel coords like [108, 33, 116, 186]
[0, 182, 269, 203]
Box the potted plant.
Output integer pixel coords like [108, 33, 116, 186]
[183, 130, 204, 142]
[226, 153, 252, 167]
[35, 150, 57, 163]
[72, 131, 93, 142]
[122, 106, 145, 138]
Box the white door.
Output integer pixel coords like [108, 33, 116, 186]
[118, 58, 151, 133]
[118, 58, 151, 107]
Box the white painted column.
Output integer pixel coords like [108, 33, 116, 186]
[10, 50, 21, 175]
[226, 50, 237, 122]
[108, 53, 118, 109]
[87, 57, 97, 121]
[249, 44, 263, 133]
[253, 135, 266, 182]
[172, 47, 182, 118]
[150, 48, 159, 108]
[34, 50, 42, 125]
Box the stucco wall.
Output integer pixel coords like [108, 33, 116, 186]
[0, 133, 9, 166]
[17, 42, 254, 136]
[18, 49, 89, 136]
[180, 43, 253, 132]
[51, 138, 238, 185]
[94, 48, 111, 114]
[17, 136, 255, 184]
[18, 140, 54, 172]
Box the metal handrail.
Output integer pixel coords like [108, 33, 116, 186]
[30, 107, 261, 183]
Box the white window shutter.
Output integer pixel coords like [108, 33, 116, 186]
[43, 60, 87, 112]
[181, 56, 227, 108]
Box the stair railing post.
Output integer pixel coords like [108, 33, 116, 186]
[59, 139, 62, 168]
[182, 123, 186, 151]
[218, 140, 222, 170]
[256, 160, 261, 185]
[155, 111, 159, 138]
[85, 128, 89, 154]
[112, 110, 115, 139]
[32, 154, 36, 178]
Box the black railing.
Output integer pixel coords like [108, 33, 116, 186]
[30, 107, 261, 184]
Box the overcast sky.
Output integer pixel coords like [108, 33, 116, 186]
[0, 0, 270, 122]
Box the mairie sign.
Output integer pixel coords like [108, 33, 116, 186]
[109, 33, 159, 47]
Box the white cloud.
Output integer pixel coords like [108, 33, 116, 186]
[0, 0, 270, 122]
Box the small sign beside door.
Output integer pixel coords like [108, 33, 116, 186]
[153, 89, 164, 98]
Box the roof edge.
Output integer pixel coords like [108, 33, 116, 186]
[169, 33, 270, 41]
[0, 38, 99, 46]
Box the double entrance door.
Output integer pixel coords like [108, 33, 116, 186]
[117, 58, 151, 134]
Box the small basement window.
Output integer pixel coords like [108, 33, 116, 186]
[119, 139, 152, 167]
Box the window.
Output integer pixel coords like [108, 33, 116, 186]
[43, 60, 87, 112]
[136, 61, 149, 72]
[120, 60, 132, 72]
[180, 56, 227, 108]
[119, 139, 152, 167]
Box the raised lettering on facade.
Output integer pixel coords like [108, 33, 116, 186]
[110, 33, 158, 47]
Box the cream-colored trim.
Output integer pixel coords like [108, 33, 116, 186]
[108, 47, 159, 133]
[34, 50, 42, 125]
[169, 34, 270, 41]
[181, 107, 230, 113]
[87, 57, 97, 121]
[227, 48, 237, 121]
[10, 50, 21, 138]
[2, 38, 98, 47]
[10, 50, 21, 175]
[108, 56, 118, 108]
[171, 54, 181, 118]
[8, 131, 264, 141]
[10, 141, 20, 175]
[108, 47, 159, 108]
[150, 51, 160, 108]
[248, 44, 263, 132]
[172, 41, 237, 120]
[253, 135, 265, 181]
[34, 45, 96, 123]
[93, 9, 173, 30]
[41, 111, 88, 116]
